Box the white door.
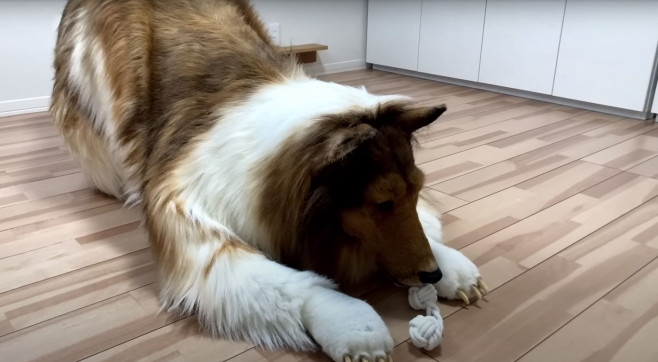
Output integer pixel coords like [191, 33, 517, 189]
[478, 0, 566, 94]
[417, 0, 486, 81]
[366, 0, 422, 70]
[552, 0, 658, 112]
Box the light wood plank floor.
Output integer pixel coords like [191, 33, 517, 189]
[1, 69, 657, 362]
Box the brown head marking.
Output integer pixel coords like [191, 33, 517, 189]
[261, 101, 447, 286]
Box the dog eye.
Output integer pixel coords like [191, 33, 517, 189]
[377, 200, 394, 212]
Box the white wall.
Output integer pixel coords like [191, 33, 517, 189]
[252, 0, 368, 75]
[0, 1, 66, 115]
[0, 0, 368, 116]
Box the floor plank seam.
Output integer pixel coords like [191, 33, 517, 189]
[417, 118, 618, 187]
[421, 117, 654, 194]
[512, 253, 658, 362]
[417, 107, 593, 146]
[0, 247, 150, 296]
[441, 164, 624, 252]
[73, 312, 189, 362]
[0, 199, 136, 234]
[424, 193, 658, 361]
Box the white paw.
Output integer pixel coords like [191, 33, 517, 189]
[431, 243, 488, 305]
[323, 318, 393, 362]
[303, 289, 393, 362]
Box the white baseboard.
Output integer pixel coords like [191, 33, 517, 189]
[304, 59, 367, 76]
[373, 65, 655, 121]
[0, 96, 51, 117]
[0, 106, 50, 118]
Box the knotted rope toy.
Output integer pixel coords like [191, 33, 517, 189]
[407, 278, 489, 350]
[407, 284, 443, 350]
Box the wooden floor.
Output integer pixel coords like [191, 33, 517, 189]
[1, 69, 657, 362]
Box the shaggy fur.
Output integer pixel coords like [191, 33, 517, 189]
[51, 1, 483, 360]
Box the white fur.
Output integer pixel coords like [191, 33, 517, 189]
[431, 242, 481, 300]
[417, 199, 482, 300]
[65, 40, 473, 353]
[302, 287, 394, 361]
[68, 9, 116, 141]
[155, 223, 392, 356]
[58, 5, 479, 360]
[174, 78, 407, 252]
[66, 8, 140, 203]
[189, 244, 334, 350]
[65, 27, 404, 354]
[153, 78, 406, 359]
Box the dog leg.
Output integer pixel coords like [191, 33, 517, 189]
[417, 197, 488, 305]
[302, 285, 394, 362]
[156, 232, 393, 362]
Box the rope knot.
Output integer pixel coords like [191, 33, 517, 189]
[408, 284, 443, 350]
[408, 284, 438, 312]
[409, 314, 443, 350]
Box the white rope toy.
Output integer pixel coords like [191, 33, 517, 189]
[407, 284, 443, 350]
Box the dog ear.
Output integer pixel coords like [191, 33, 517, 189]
[319, 123, 377, 166]
[397, 104, 447, 133]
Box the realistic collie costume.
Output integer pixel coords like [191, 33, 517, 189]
[51, 0, 486, 360]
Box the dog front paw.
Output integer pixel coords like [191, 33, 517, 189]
[327, 321, 393, 362]
[303, 288, 393, 362]
[432, 244, 488, 305]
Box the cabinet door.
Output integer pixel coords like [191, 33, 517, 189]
[366, 0, 422, 70]
[553, 0, 658, 111]
[417, 0, 486, 81]
[478, 0, 566, 94]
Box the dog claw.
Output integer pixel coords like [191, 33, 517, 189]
[343, 355, 389, 362]
[477, 277, 490, 295]
[471, 285, 482, 300]
[457, 289, 470, 305]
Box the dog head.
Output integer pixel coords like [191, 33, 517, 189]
[305, 102, 447, 286]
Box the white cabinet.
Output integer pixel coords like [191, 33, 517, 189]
[366, 0, 422, 70]
[653, 92, 658, 114]
[417, 0, 486, 82]
[366, 0, 658, 114]
[477, 0, 566, 94]
[552, 0, 658, 112]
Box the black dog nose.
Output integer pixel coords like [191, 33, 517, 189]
[418, 268, 443, 284]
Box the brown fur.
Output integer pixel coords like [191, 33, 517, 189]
[53, 0, 297, 192]
[52, 0, 299, 279]
[50, 1, 454, 352]
[203, 239, 258, 279]
[52, 0, 447, 299]
[50, 90, 124, 197]
[51, 0, 153, 197]
[258, 103, 446, 285]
